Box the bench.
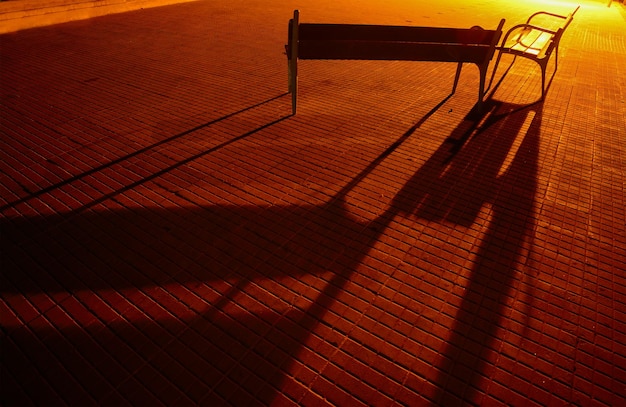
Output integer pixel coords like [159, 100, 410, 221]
[286, 10, 505, 114]
[489, 6, 579, 100]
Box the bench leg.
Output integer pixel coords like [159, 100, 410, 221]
[543, 46, 559, 99]
[487, 50, 504, 94]
[540, 63, 547, 100]
[452, 62, 463, 94]
[289, 10, 300, 115]
[478, 65, 487, 109]
[555, 45, 559, 73]
[289, 57, 298, 114]
[287, 50, 293, 93]
[539, 54, 555, 100]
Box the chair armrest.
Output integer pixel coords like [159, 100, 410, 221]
[526, 5, 580, 26]
[526, 11, 567, 25]
[507, 23, 559, 35]
[499, 23, 557, 47]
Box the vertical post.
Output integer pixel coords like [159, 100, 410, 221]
[289, 10, 299, 115]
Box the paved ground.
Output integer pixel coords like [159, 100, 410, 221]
[0, 0, 199, 33]
[1, 0, 625, 405]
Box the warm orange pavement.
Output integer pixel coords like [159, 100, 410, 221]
[0, 0, 200, 33]
[1, 0, 625, 405]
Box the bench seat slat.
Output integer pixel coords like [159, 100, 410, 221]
[299, 23, 497, 45]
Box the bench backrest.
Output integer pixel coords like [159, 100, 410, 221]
[288, 14, 505, 65]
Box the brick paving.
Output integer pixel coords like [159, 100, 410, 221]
[1, 0, 625, 405]
[0, 0, 197, 34]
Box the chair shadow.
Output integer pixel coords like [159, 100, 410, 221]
[388, 99, 542, 404]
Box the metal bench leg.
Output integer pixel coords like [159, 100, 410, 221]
[540, 63, 547, 100]
[478, 65, 488, 108]
[555, 45, 559, 73]
[452, 62, 463, 94]
[539, 53, 556, 100]
[289, 10, 300, 115]
[487, 50, 504, 93]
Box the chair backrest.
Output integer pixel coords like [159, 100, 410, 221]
[551, 7, 578, 47]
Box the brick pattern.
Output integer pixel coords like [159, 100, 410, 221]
[1, 0, 625, 406]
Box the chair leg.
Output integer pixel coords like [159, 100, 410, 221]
[554, 46, 559, 73]
[540, 62, 547, 100]
[487, 50, 504, 92]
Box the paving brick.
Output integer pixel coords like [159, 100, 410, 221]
[110, 375, 167, 406]
[0, 333, 59, 404]
[1, 0, 625, 405]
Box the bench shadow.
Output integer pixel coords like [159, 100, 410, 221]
[389, 99, 542, 403]
[1, 96, 541, 405]
[1, 101, 425, 404]
[0, 93, 288, 213]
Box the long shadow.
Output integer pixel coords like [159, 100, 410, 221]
[0, 93, 288, 212]
[1, 93, 540, 405]
[2, 169, 367, 404]
[436, 104, 540, 404]
[1, 96, 444, 404]
[387, 99, 542, 403]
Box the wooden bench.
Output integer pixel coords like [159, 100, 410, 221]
[286, 10, 505, 114]
[489, 6, 579, 100]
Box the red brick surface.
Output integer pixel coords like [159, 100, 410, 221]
[1, 0, 625, 405]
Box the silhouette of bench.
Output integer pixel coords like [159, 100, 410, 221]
[286, 10, 505, 114]
[489, 6, 579, 99]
